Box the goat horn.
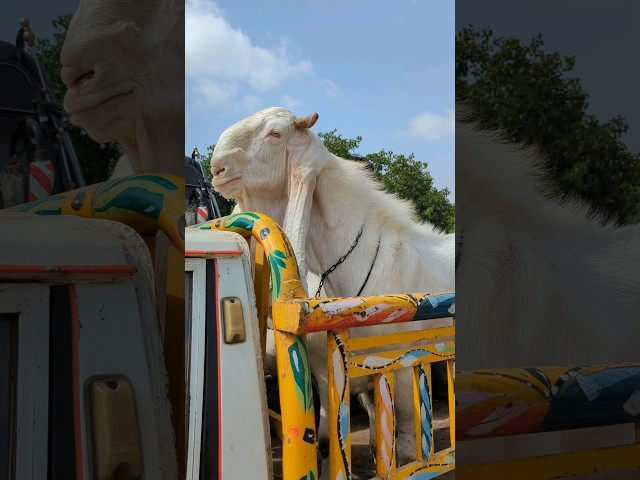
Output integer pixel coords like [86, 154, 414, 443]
[294, 113, 319, 129]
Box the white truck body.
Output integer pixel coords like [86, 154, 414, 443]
[185, 228, 273, 480]
[0, 215, 177, 479]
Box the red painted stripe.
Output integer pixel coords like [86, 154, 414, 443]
[0, 265, 137, 275]
[215, 259, 223, 479]
[69, 285, 83, 479]
[185, 250, 243, 256]
[30, 163, 52, 189]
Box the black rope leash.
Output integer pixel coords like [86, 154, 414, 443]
[314, 226, 382, 298]
[356, 235, 381, 296]
[315, 225, 364, 298]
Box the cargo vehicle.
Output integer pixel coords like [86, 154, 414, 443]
[1, 174, 457, 479]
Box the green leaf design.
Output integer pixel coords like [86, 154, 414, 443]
[298, 471, 316, 480]
[192, 222, 211, 230]
[14, 194, 64, 215]
[288, 337, 313, 412]
[94, 187, 164, 220]
[130, 175, 178, 190]
[223, 212, 260, 231]
[99, 174, 178, 194]
[268, 249, 287, 299]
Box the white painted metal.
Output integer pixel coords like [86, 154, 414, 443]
[73, 221, 177, 480]
[0, 216, 177, 479]
[185, 258, 207, 480]
[185, 228, 273, 480]
[0, 284, 49, 480]
[217, 255, 273, 480]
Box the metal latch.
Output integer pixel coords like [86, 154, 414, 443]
[89, 377, 143, 479]
[221, 297, 246, 343]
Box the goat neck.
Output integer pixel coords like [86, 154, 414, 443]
[301, 157, 381, 298]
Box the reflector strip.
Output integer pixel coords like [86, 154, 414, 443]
[197, 207, 209, 224]
[28, 160, 55, 201]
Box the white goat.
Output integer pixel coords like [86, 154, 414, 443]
[456, 112, 640, 477]
[60, 0, 184, 177]
[210, 107, 455, 472]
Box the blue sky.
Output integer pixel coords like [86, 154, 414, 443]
[186, 0, 455, 198]
[1, 2, 78, 45]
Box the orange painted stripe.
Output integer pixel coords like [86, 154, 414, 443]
[185, 250, 243, 256]
[69, 285, 83, 479]
[0, 265, 137, 275]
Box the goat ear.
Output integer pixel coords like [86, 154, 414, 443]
[294, 113, 319, 129]
[283, 160, 318, 296]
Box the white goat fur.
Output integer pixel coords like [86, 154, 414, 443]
[211, 107, 455, 469]
[456, 112, 640, 476]
[60, 0, 184, 176]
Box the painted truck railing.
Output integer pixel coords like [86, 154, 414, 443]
[1, 174, 184, 249]
[456, 363, 640, 479]
[275, 294, 456, 480]
[0, 174, 189, 472]
[196, 212, 456, 479]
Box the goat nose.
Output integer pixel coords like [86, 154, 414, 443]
[61, 65, 95, 89]
[212, 166, 226, 177]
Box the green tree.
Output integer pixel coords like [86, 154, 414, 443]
[456, 26, 640, 223]
[34, 14, 120, 184]
[197, 145, 236, 216]
[319, 130, 455, 233]
[197, 134, 454, 232]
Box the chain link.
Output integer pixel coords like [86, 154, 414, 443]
[315, 225, 364, 298]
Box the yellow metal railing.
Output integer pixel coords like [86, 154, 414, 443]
[194, 212, 315, 479]
[275, 294, 456, 479]
[199, 212, 456, 479]
[456, 362, 640, 478]
[2, 174, 184, 249]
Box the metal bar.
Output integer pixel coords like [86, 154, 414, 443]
[348, 342, 455, 379]
[274, 330, 317, 480]
[273, 293, 454, 334]
[375, 371, 396, 476]
[446, 359, 455, 450]
[184, 249, 243, 256]
[253, 244, 271, 371]
[348, 325, 454, 352]
[457, 363, 640, 439]
[413, 364, 432, 461]
[387, 447, 455, 479]
[328, 330, 351, 480]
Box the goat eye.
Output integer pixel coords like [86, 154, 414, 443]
[269, 131, 281, 138]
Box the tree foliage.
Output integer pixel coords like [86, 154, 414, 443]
[34, 14, 120, 184]
[319, 130, 455, 233]
[456, 26, 640, 224]
[198, 133, 454, 232]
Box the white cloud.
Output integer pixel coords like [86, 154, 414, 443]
[322, 79, 342, 98]
[404, 109, 455, 141]
[186, 0, 313, 109]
